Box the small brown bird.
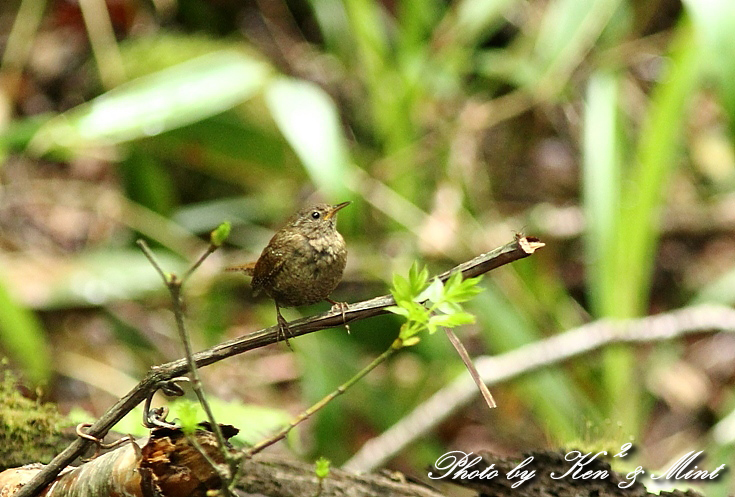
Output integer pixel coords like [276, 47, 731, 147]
[227, 202, 350, 342]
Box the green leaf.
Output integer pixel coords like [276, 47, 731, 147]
[315, 457, 331, 479]
[390, 264, 482, 342]
[445, 270, 464, 290]
[401, 336, 421, 347]
[444, 274, 484, 303]
[399, 321, 424, 341]
[408, 262, 429, 296]
[417, 277, 443, 304]
[174, 400, 200, 435]
[385, 305, 410, 317]
[435, 300, 463, 315]
[390, 273, 413, 304]
[430, 312, 476, 328]
[30, 51, 271, 154]
[613, 21, 701, 318]
[473, 284, 592, 439]
[405, 301, 430, 324]
[265, 77, 352, 198]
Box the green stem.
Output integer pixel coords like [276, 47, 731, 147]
[246, 346, 399, 456]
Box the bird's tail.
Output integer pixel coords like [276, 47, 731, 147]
[225, 262, 256, 276]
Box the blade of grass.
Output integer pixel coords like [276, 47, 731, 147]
[682, 0, 735, 124]
[342, 0, 390, 84]
[29, 51, 271, 155]
[604, 19, 702, 433]
[452, 0, 517, 46]
[582, 70, 622, 318]
[583, 69, 636, 428]
[0, 276, 50, 384]
[396, 0, 443, 53]
[342, 0, 418, 182]
[532, 0, 623, 95]
[614, 20, 701, 319]
[1, 0, 47, 73]
[264, 77, 352, 199]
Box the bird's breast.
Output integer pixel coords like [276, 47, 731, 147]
[268, 232, 347, 307]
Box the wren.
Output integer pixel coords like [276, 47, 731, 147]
[227, 202, 350, 343]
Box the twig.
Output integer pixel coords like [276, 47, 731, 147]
[182, 245, 217, 285]
[14, 236, 541, 497]
[135, 239, 168, 282]
[443, 327, 496, 409]
[136, 240, 236, 494]
[342, 303, 735, 472]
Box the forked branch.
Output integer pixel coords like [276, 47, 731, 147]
[14, 236, 544, 497]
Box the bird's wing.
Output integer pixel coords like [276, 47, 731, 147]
[251, 237, 290, 296]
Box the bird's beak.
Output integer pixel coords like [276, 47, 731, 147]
[325, 201, 351, 220]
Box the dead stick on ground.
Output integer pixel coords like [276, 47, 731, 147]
[14, 236, 543, 497]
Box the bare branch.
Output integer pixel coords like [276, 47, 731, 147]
[14, 236, 542, 497]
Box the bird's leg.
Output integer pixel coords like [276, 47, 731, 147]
[275, 302, 293, 350]
[326, 298, 350, 334]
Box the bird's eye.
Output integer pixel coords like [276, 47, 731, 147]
[311, 211, 321, 219]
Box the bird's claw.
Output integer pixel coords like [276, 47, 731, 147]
[276, 312, 294, 350]
[327, 299, 350, 334]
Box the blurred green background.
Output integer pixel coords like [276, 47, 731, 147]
[1, 0, 735, 494]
